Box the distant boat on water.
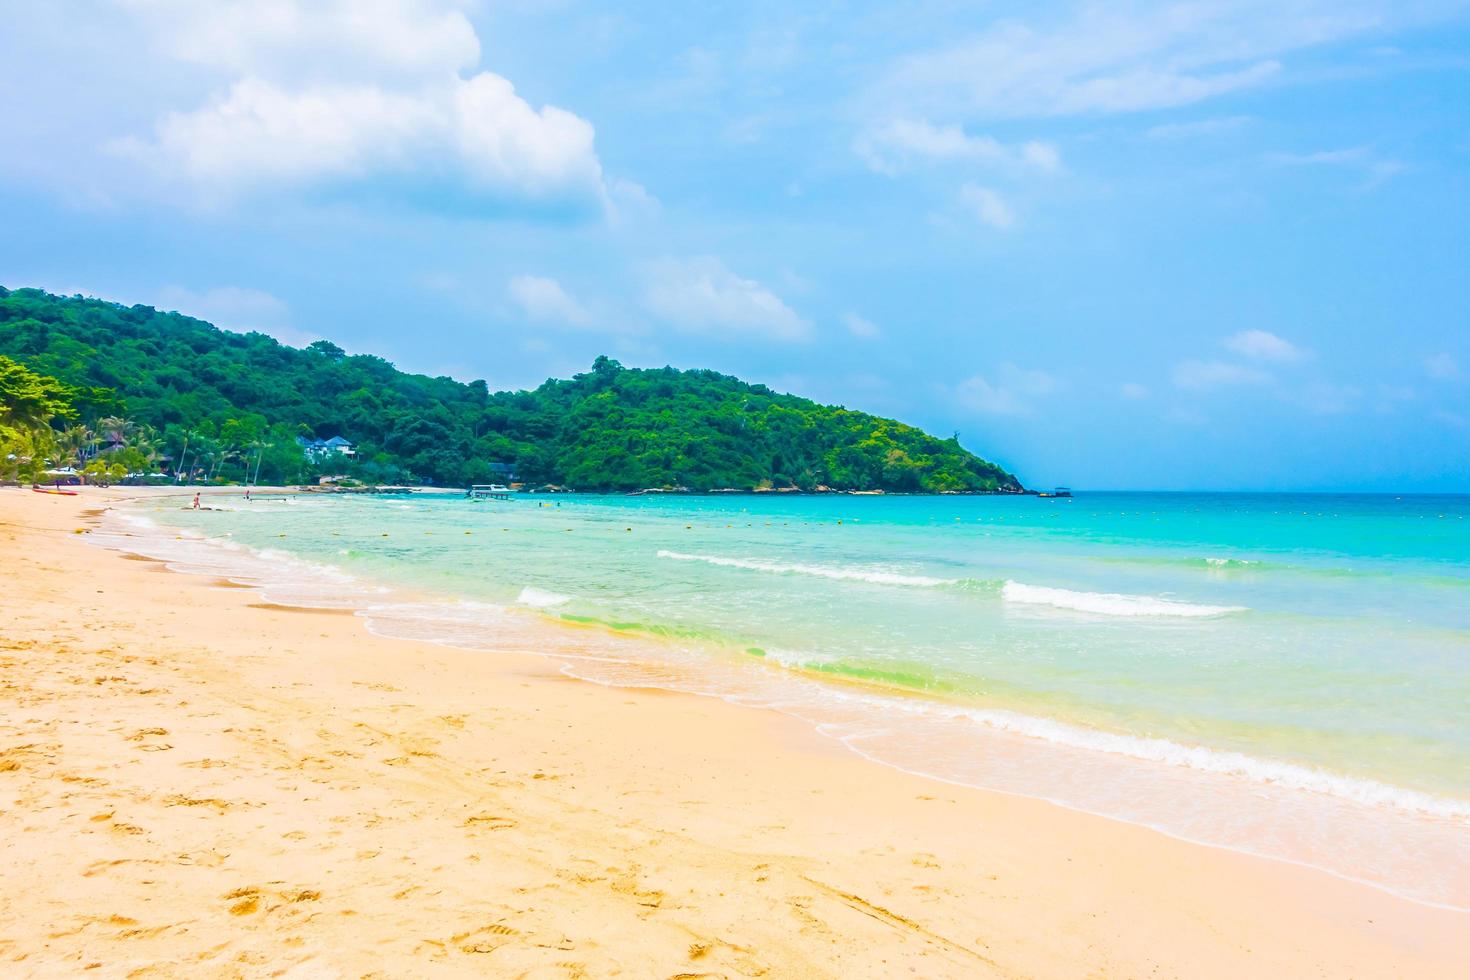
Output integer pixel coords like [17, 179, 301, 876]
[467, 484, 517, 500]
[1037, 487, 1073, 498]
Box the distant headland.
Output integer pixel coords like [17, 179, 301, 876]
[1, 286, 1023, 494]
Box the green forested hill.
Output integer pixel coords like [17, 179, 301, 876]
[0, 286, 1022, 492]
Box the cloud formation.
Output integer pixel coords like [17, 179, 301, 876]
[644, 257, 808, 342]
[111, 0, 605, 211]
[856, 119, 1060, 175]
[959, 184, 1016, 229]
[119, 0, 481, 81]
[871, 1, 1441, 122]
[508, 275, 593, 327]
[1223, 329, 1306, 362]
[842, 313, 881, 339]
[1144, 115, 1252, 140]
[1172, 359, 1272, 390]
[955, 363, 1059, 415]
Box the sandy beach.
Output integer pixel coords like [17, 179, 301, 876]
[0, 487, 1463, 978]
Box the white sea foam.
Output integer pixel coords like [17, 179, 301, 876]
[1001, 581, 1245, 617]
[738, 649, 1470, 820]
[90, 508, 382, 607]
[517, 586, 573, 608]
[943, 704, 1470, 820]
[656, 549, 954, 587]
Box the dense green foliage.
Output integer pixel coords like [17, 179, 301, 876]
[0, 286, 1022, 492]
[0, 354, 72, 482]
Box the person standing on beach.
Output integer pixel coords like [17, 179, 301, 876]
[192, 493, 200, 510]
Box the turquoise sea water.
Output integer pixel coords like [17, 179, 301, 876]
[99, 491, 1470, 908]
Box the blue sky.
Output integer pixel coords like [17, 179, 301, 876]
[2, 1, 1467, 490]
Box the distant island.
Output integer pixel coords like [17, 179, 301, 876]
[0, 286, 1022, 493]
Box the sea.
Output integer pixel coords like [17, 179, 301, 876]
[92, 490, 1470, 909]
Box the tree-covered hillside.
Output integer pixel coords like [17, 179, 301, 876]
[0, 286, 1022, 492]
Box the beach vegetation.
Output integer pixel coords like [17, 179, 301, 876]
[0, 287, 1022, 492]
[0, 354, 75, 482]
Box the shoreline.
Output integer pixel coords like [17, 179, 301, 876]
[2, 486, 1464, 976]
[108, 487, 1470, 911]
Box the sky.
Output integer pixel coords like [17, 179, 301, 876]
[1, 0, 1467, 491]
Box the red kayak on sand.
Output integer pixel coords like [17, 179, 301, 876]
[32, 487, 79, 496]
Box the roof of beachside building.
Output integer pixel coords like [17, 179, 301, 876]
[324, 436, 353, 447]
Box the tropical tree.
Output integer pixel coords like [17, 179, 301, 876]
[96, 415, 138, 448]
[0, 354, 75, 482]
[52, 424, 91, 469]
[0, 354, 73, 430]
[1, 287, 1024, 492]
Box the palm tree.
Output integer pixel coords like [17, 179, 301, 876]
[52, 424, 90, 469]
[96, 416, 137, 448]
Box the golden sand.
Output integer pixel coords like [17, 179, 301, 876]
[0, 487, 1463, 977]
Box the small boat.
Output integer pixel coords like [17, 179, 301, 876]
[1037, 487, 1073, 498]
[467, 484, 516, 500]
[32, 486, 79, 496]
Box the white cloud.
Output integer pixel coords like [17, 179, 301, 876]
[955, 363, 1059, 415]
[842, 313, 881, 339]
[508, 275, 592, 327]
[958, 184, 1015, 229]
[450, 73, 603, 200]
[643, 257, 809, 342]
[109, 0, 606, 211]
[1144, 115, 1252, 140]
[1223, 329, 1306, 362]
[1172, 359, 1272, 389]
[1265, 145, 1407, 189]
[856, 119, 1060, 175]
[1425, 352, 1462, 380]
[1267, 147, 1370, 166]
[1021, 141, 1062, 172]
[118, 0, 481, 81]
[1120, 382, 1150, 399]
[155, 284, 318, 346]
[871, 1, 1445, 122]
[606, 177, 661, 221]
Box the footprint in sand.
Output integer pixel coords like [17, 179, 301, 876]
[463, 814, 517, 831]
[163, 794, 231, 812]
[125, 727, 173, 751]
[452, 923, 519, 954]
[224, 887, 261, 916]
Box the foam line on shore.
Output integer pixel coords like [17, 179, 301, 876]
[1000, 581, 1246, 617]
[656, 549, 957, 587]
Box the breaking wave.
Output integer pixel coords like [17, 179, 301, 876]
[656, 549, 959, 587]
[517, 586, 573, 608]
[1001, 581, 1247, 618]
